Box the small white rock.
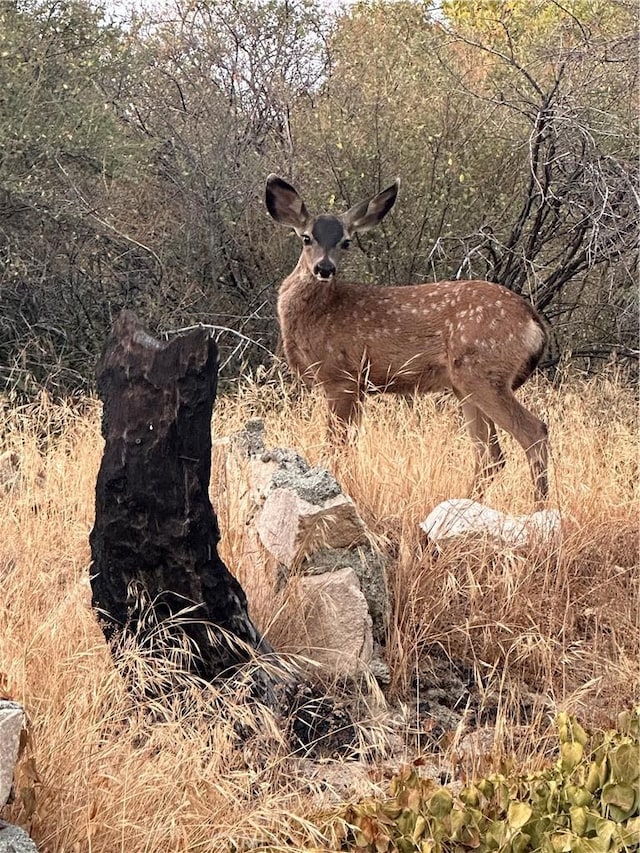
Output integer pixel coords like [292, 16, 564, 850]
[420, 499, 562, 550]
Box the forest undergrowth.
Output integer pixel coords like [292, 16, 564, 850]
[0, 369, 638, 852]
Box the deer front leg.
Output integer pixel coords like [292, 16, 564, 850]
[324, 382, 363, 446]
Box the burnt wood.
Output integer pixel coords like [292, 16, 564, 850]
[89, 311, 269, 683]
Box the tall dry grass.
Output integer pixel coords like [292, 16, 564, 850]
[0, 371, 638, 851]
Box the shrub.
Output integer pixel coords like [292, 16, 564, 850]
[341, 709, 640, 852]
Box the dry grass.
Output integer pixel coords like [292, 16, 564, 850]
[1, 371, 638, 852]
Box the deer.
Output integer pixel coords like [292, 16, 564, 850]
[265, 174, 550, 505]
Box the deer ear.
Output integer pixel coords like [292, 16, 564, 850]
[342, 179, 400, 234]
[265, 175, 310, 230]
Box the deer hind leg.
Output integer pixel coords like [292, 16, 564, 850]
[457, 397, 506, 499]
[466, 386, 549, 506]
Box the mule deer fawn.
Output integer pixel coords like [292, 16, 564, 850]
[266, 175, 549, 504]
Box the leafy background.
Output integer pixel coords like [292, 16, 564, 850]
[0, 0, 637, 394]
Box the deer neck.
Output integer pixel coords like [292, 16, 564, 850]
[278, 258, 339, 324]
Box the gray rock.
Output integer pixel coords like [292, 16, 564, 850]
[226, 424, 392, 675]
[256, 489, 367, 567]
[261, 446, 309, 471]
[261, 447, 342, 505]
[0, 701, 24, 807]
[288, 567, 373, 677]
[0, 822, 40, 853]
[303, 547, 390, 644]
[369, 655, 392, 685]
[271, 465, 341, 505]
[231, 418, 266, 458]
[421, 498, 562, 551]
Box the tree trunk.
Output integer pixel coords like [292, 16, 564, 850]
[89, 311, 270, 684]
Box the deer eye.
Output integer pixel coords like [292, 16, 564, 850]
[302, 234, 312, 246]
[341, 239, 351, 250]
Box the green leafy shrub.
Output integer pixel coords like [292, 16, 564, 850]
[341, 709, 640, 852]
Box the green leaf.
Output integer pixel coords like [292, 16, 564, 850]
[429, 789, 453, 819]
[507, 802, 533, 829]
[570, 838, 610, 853]
[595, 817, 618, 845]
[601, 781, 636, 817]
[566, 785, 593, 807]
[460, 786, 480, 808]
[486, 819, 507, 848]
[549, 831, 573, 852]
[569, 805, 588, 836]
[618, 815, 640, 847]
[477, 779, 495, 799]
[572, 720, 589, 747]
[511, 832, 532, 853]
[557, 713, 571, 743]
[609, 743, 640, 782]
[396, 809, 418, 837]
[561, 741, 584, 772]
[496, 781, 511, 812]
[585, 763, 604, 794]
[412, 815, 427, 842]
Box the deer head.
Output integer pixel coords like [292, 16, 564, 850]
[265, 175, 400, 281]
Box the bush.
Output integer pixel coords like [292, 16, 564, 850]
[340, 709, 640, 852]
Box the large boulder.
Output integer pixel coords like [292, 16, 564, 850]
[0, 703, 39, 852]
[301, 546, 389, 646]
[256, 488, 368, 567]
[0, 822, 39, 853]
[223, 421, 391, 675]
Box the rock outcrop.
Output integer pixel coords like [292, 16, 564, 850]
[0, 701, 24, 807]
[226, 420, 390, 680]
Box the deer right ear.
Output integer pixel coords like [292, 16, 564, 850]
[265, 175, 310, 230]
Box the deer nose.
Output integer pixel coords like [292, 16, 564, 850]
[313, 260, 335, 279]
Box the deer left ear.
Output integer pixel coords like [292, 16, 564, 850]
[342, 179, 400, 234]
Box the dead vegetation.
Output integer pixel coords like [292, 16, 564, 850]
[0, 370, 638, 851]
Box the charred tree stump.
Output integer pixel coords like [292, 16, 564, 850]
[89, 311, 270, 684]
[89, 312, 356, 754]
